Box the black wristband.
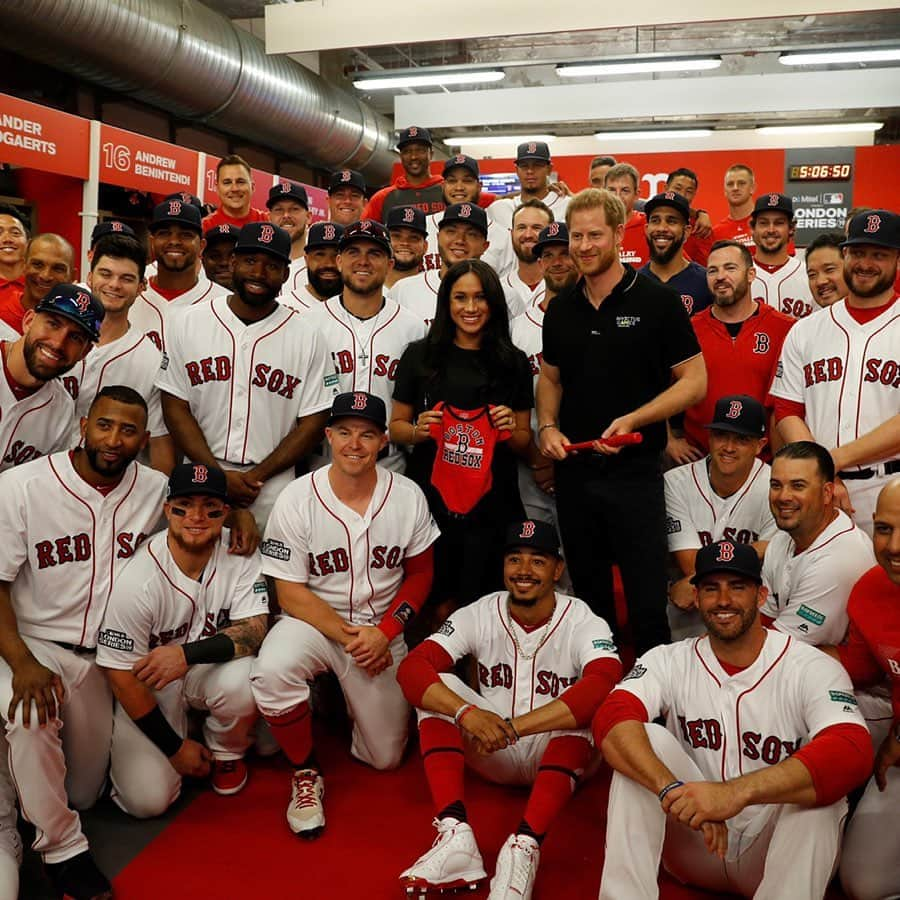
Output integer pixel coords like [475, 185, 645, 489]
[182, 632, 235, 666]
[134, 705, 183, 758]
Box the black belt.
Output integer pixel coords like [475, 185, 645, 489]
[53, 641, 96, 655]
[839, 460, 900, 480]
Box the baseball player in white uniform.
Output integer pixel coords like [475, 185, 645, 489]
[749, 193, 817, 319]
[665, 395, 776, 639]
[306, 220, 425, 472]
[250, 392, 440, 838]
[1, 284, 103, 472]
[0, 386, 168, 900]
[762, 441, 875, 645]
[385, 205, 429, 296]
[157, 221, 338, 529]
[129, 200, 220, 352]
[97, 463, 269, 819]
[279, 221, 344, 314]
[268, 181, 310, 299]
[397, 520, 621, 899]
[65, 234, 175, 473]
[484, 142, 570, 278]
[423, 156, 486, 274]
[499, 200, 554, 316]
[595, 540, 873, 900]
[769, 209, 900, 539]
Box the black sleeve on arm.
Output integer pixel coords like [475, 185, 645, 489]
[660, 290, 701, 369]
[393, 340, 425, 406]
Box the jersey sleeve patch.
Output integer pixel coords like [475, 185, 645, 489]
[253, 580, 267, 594]
[622, 662, 646, 682]
[665, 516, 682, 535]
[324, 372, 339, 388]
[797, 604, 826, 626]
[592, 638, 617, 652]
[828, 690, 858, 707]
[260, 538, 291, 562]
[392, 602, 416, 627]
[98, 628, 135, 653]
[437, 618, 455, 636]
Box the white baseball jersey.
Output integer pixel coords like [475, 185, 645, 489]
[392, 269, 442, 329]
[751, 256, 820, 319]
[260, 464, 439, 624]
[278, 283, 323, 316]
[769, 297, 900, 473]
[423, 213, 443, 274]
[510, 303, 546, 433]
[0, 354, 75, 471]
[278, 256, 308, 308]
[428, 591, 617, 718]
[96, 529, 268, 670]
[128, 277, 220, 351]
[62, 328, 167, 447]
[762, 509, 875, 645]
[156, 295, 338, 467]
[664, 458, 777, 554]
[499, 269, 531, 320]
[0, 320, 18, 341]
[614, 630, 867, 836]
[0, 452, 166, 647]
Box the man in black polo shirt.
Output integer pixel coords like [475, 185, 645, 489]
[536, 188, 706, 653]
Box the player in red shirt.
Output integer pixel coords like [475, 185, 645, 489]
[822, 480, 900, 900]
[201, 154, 268, 231]
[604, 163, 647, 267]
[8, 235, 75, 336]
[0, 205, 28, 332]
[665, 168, 714, 266]
[711, 163, 756, 249]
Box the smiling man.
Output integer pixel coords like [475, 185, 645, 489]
[8, 234, 75, 335]
[327, 169, 367, 227]
[712, 163, 756, 248]
[0, 205, 29, 333]
[803, 232, 848, 309]
[202, 155, 268, 231]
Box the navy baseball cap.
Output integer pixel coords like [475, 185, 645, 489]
[149, 198, 203, 234]
[504, 520, 562, 558]
[165, 191, 204, 210]
[339, 219, 393, 255]
[644, 191, 691, 223]
[443, 155, 480, 178]
[234, 222, 292, 264]
[386, 206, 428, 237]
[35, 284, 105, 343]
[691, 540, 762, 585]
[706, 395, 766, 437]
[533, 222, 570, 257]
[751, 193, 794, 219]
[328, 169, 366, 194]
[203, 223, 240, 247]
[516, 141, 551, 164]
[167, 463, 229, 502]
[327, 391, 387, 431]
[267, 181, 309, 210]
[440, 202, 488, 237]
[90, 220, 136, 248]
[305, 221, 344, 251]
[397, 126, 433, 149]
[842, 209, 900, 250]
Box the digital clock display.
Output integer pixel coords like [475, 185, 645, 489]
[788, 163, 853, 181]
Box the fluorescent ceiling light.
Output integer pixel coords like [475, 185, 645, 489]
[446, 134, 555, 146]
[757, 122, 883, 135]
[353, 70, 504, 90]
[558, 58, 721, 78]
[594, 129, 713, 140]
[779, 49, 900, 66]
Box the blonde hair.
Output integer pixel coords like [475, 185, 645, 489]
[604, 162, 639, 190]
[565, 188, 626, 231]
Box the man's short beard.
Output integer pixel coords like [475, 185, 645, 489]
[392, 254, 423, 273]
[307, 269, 342, 298]
[649, 235, 685, 266]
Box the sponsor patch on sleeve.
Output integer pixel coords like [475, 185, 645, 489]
[260, 539, 291, 562]
[665, 516, 682, 535]
[797, 604, 825, 626]
[437, 619, 455, 637]
[253, 581, 267, 594]
[622, 663, 647, 682]
[392, 602, 416, 627]
[828, 690, 858, 706]
[160, 351, 169, 371]
[324, 373, 339, 388]
[592, 638, 617, 652]
[98, 629, 134, 652]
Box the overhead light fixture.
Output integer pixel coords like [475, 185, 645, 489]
[757, 122, 883, 135]
[779, 48, 900, 66]
[445, 134, 555, 146]
[594, 129, 713, 140]
[353, 70, 505, 90]
[558, 58, 721, 78]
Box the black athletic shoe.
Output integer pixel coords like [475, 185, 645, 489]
[45, 850, 113, 900]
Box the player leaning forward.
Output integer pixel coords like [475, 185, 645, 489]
[594, 540, 873, 900]
[251, 391, 439, 837]
[397, 519, 621, 899]
[97, 463, 269, 814]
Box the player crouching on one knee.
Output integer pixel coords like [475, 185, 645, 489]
[97, 463, 269, 811]
[396, 520, 621, 899]
[593, 540, 873, 900]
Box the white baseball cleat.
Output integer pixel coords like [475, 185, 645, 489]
[287, 768, 325, 839]
[400, 817, 487, 895]
[488, 833, 540, 899]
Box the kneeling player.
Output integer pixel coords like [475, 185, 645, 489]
[397, 520, 621, 898]
[250, 392, 439, 839]
[97, 463, 269, 814]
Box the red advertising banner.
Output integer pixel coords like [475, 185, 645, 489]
[100, 124, 198, 194]
[0, 92, 90, 180]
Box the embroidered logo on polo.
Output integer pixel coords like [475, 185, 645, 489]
[616, 316, 641, 328]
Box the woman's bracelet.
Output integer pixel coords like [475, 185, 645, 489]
[657, 780, 684, 803]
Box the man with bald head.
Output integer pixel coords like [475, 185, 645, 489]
[2, 234, 74, 334]
[821, 480, 900, 900]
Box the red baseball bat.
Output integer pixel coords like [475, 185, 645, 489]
[562, 433, 643, 453]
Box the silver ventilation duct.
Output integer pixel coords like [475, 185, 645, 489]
[2, 0, 396, 182]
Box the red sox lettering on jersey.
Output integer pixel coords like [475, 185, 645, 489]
[751, 256, 819, 319]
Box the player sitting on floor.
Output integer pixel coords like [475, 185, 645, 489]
[396, 519, 621, 899]
[594, 540, 873, 900]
